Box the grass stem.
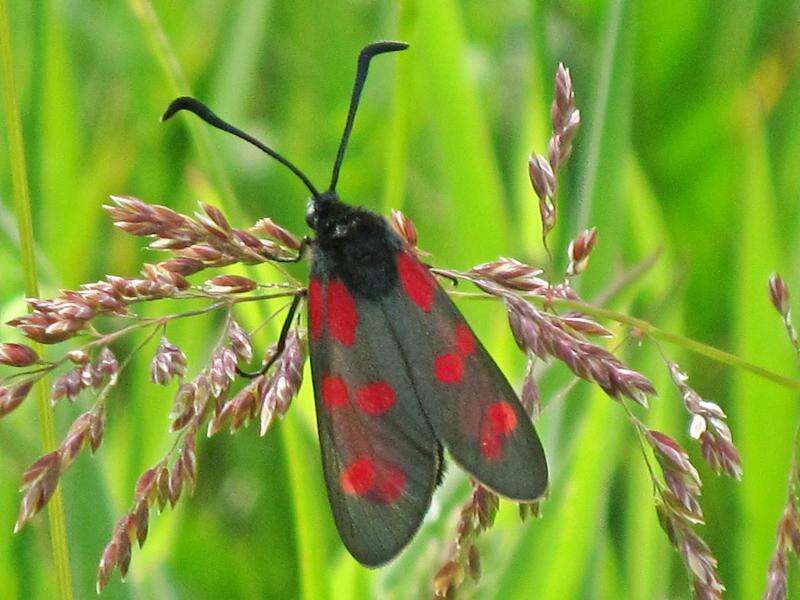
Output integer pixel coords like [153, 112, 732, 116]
[452, 291, 800, 392]
[0, 2, 73, 598]
[553, 297, 800, 392]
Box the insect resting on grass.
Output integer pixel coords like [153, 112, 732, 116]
[162, 40, 548, 566]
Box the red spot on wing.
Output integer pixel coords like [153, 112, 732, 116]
[487, 401, 517, 434]
[480, 433, 503, 460]
[375, 465, 406, 504]
[327, 279, 358, 346]
[341, 458, 375, 496]
[322, 375, 349, 409]
[434, 353, 464, 383]
[455, 323, 476, 356]
[355, 382, 396, 415]
[479, 401, 518, 460]
[308, 279, 324, 340]
[397, 251, 435, 312]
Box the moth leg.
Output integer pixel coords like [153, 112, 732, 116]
[271, 236, 312, 263]
[236, 292, 303, 378]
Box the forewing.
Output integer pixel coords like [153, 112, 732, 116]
[307, 273, 440, 567]
[384, 250, 548, 501]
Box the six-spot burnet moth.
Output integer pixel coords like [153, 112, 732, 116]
[162, 41, 548, 566]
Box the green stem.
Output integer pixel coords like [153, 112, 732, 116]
[452, 291, 800, 392]
[576, 0, 625, 230]
[556, 297, 800, 392]
[281, 419, 329, 600]
[0, 3, 73, 598]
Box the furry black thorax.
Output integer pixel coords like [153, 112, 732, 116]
[310, 198, 401, 300]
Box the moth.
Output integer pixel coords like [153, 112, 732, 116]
[163, 41, 548, 566]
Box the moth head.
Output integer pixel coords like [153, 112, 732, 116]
[161, 42, 408, 232]
[305, 191, 340, 231]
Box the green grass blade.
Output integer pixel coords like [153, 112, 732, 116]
[0, 2, 73, 597]
[405, 0, 520, 371]
[281, 400, 332, 600]
[407, 0, 508, 265]
[381, 5, 414, 215]
[36, 1, 93, 286]
[573, 0, 632, 300]
[575, 0, 627, 232]
[207, 0, 271, 117]
[512, 0, 551, 261]
[127, 0, 240, 214]
[622, 155, 680, 598]
[733, 94, 798, 600]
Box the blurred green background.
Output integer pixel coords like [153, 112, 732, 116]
[1, 0, 799, 598]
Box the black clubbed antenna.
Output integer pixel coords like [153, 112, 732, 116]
[162, 97, 320, 198]
[328, 41, 409, 192]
